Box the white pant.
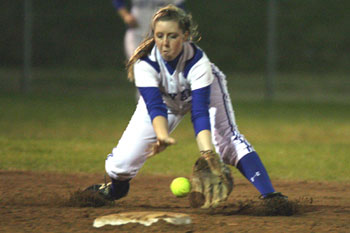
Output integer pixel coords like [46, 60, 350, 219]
[105, 65, 254, 180]
[124, 29, 145, 59]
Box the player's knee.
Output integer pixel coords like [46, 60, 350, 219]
[105, 154, 138, 180]
[105, 165, 136, 180]
[218, 144, 237, 166]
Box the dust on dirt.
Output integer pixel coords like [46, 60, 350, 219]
[1, 170, 350, 233]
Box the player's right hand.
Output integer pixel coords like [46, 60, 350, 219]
[147, 137, 176, 158]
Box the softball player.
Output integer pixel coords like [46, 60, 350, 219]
[87, 5, 286, 202]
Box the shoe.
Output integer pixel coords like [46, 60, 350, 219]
[84, 182, 115, 201]
[260, 192, 288, 200]
[259, 192, 294, 216]
[84, 179, 130, 201]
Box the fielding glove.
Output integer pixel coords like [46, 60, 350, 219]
[189, 150, 234, 208]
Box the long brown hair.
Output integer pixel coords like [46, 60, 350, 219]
[126, 4, 200, 81]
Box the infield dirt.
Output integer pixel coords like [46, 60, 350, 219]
[1, 170, 350, 232]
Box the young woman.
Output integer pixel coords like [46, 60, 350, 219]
[87, 5, 286, 203]
[112, 0, 186, 100]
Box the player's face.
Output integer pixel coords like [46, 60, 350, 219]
[154, 20, 188, 61]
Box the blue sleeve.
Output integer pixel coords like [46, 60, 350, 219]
[191, 85, 211, 136]
[112, 0, 125, 9]
[138, 87, 168, 121]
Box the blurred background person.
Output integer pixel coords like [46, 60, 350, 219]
[112, 0, 186, 60]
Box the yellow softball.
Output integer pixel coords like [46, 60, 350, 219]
[170, 177, 191, 197]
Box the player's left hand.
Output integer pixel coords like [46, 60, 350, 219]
[147, 137, 176, 158]
[189, 150, 234, 208]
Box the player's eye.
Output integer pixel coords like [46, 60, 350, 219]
[170, 34, 178, 39]
[156, 33, 164, 39]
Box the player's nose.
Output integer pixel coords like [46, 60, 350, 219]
[163, 36, 170, 47]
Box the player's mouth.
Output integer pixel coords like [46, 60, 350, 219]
[162, 51, 171, 58]
[161, 50, 175, 61]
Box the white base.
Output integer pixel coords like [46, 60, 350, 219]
[93, 211, 192, 228]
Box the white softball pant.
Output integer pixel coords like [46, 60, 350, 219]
[124, 29, 145, 59]
[105, 65, 254, 180]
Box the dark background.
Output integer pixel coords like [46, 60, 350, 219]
[1, 0, 349, 73]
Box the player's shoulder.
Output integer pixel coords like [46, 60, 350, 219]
[183, 42, 210, 78]
[183, 42, 210, 66]
[135, 47, 160, 73]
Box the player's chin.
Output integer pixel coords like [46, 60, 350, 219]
[161, 53, 174, 61]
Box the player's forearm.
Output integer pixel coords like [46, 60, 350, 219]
[152, 115, 170, 140]
[196, 129, 214, 152]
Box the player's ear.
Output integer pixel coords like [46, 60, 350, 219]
[183, 31, 190, 41]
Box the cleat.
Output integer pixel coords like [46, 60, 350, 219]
[84, 182, 115, 201]
[260, 192, 288, 200]
[84, 179, 130, 201]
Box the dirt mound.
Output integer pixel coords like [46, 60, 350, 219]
[1, 170, 349, 232]
[65, 189, 114, 208]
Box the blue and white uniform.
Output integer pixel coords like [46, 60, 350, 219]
[106, 39, 278, 197]
[112, 0, 186, 58]
[106, 42, 254, 180]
